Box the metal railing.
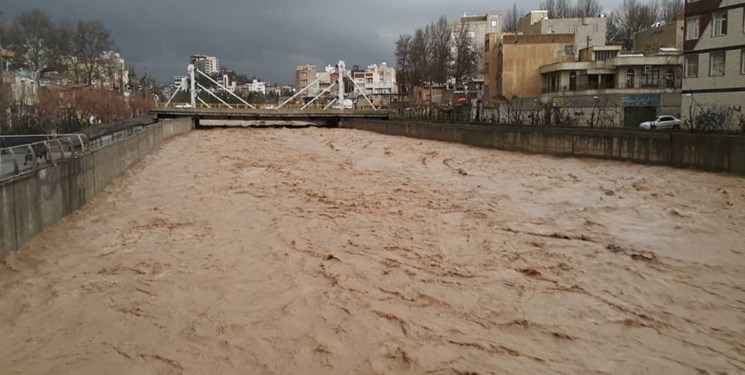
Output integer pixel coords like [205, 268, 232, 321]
[0, 134, 88, 182]
[162, 102, 389, 111]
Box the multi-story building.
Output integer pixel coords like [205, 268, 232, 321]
[484, 33, 575, 102]
[191, 55, 219, 75]
[350, 62, 398, 106]
[540, 47, 683, 127]
[682, 0, 745, 128]
[448, 11, 503, 84]
[634, 19, 685, 54]
[99, 51, 129, 91]
[518, 10, 607, 58]
[295, 64, 318, 99]
[245, 79, 267, 95]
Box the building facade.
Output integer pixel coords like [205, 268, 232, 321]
[518, 10, 607, 58]
[634, 19, 685, 54]
[350, 63, 398, 106]
[191, 55, 220, 75]
[485, 33, 575, 102]
[295, 64, 318, 98]
[540, 47, 683, 127]
[448, 11, 503, 84]
[682, 0, 745, 130]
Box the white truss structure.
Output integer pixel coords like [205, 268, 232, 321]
[165, 60, 379, 111]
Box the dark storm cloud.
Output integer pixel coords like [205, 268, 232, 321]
[2, 0, 622, 84]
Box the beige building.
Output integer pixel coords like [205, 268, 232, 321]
[484, 33, 575, 102]
[518, 10, 607, 58]
[540, 47, 683, 127]
[634, 19, 684, 54]
[682, 0, 745, 130]
[295, 64, 318, 99]
[350, 63, 398, 106]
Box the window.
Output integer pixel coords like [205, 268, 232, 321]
[565, 45, 575, 55]
[593, 24, 599, 32]
[569, 71, 577, 90]
[664, 69, 675, 88]
[710, 52, 726, 76]
[568, 25, 577, 33]
[491, 20, 498, 27]
[712, 12, 727, 37]
[642, 66, 660, 87]
[595, 51, 616, 61]
[626, 68, 635, 88]
[686, 17, 699, 40]
[741, 49, 745, 75]
[685, 55, 699, 78]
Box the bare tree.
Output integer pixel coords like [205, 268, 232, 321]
[504, 3, 521, 32]
[574, 0, 601, 17]
[410, 28, 428, 88]
[50, 20, 75, 72]
[607, 0, 660, 50]
[394, 34, 412, 99]
[659, 0, 684, 22]
[450, 22, 479, 84]
[541, 0, 574, 18]
[427, 15, 451, 85]
[73, 20, 113, 85]
[8, 9, 54, 73]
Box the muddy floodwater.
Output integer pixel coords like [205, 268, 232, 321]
[1, 128, 744, 374]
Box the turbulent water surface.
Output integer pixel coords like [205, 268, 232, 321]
[1, 128, 744, 374]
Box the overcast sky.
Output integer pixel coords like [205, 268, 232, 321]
[3, 0, 623, 84]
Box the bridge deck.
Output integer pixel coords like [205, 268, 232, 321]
[151, 107, 389, 121]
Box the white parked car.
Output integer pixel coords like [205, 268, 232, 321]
[640, 115, 681, 130]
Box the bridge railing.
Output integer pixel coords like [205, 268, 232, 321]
[162, 102, 389, 111]
[0, 134, 89, 182]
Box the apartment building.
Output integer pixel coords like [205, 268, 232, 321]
[191, 55, 220, 75]
[682, 0, 745, 126]
[295, 64, 318, 98]
[518, 10, 607, 58]
[448, 11, 503, 84]
[350, 63, 398, 105]
[245, 79, 267, 95]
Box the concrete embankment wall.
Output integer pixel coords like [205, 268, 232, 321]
[1, 118, 193, 259]
[343, 119, 745, 176]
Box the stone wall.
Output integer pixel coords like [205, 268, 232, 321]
[342, 119, 745, 175]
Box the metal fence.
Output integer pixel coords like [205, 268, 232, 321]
[0, 134, 88, 182]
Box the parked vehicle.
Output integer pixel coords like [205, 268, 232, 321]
[640, 115, 681, 130]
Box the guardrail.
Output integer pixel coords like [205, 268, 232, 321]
[162, 102, 388, 111]
[0, 134, 88, 182]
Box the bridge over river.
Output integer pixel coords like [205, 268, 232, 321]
[151, 107, 389, 127]
[1, 119, 744, 374]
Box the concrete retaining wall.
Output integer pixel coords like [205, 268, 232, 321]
[343, 119, 745, 175]
[0, 118, 193, 259]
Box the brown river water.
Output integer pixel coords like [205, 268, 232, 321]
[1, 127, 744, 374]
